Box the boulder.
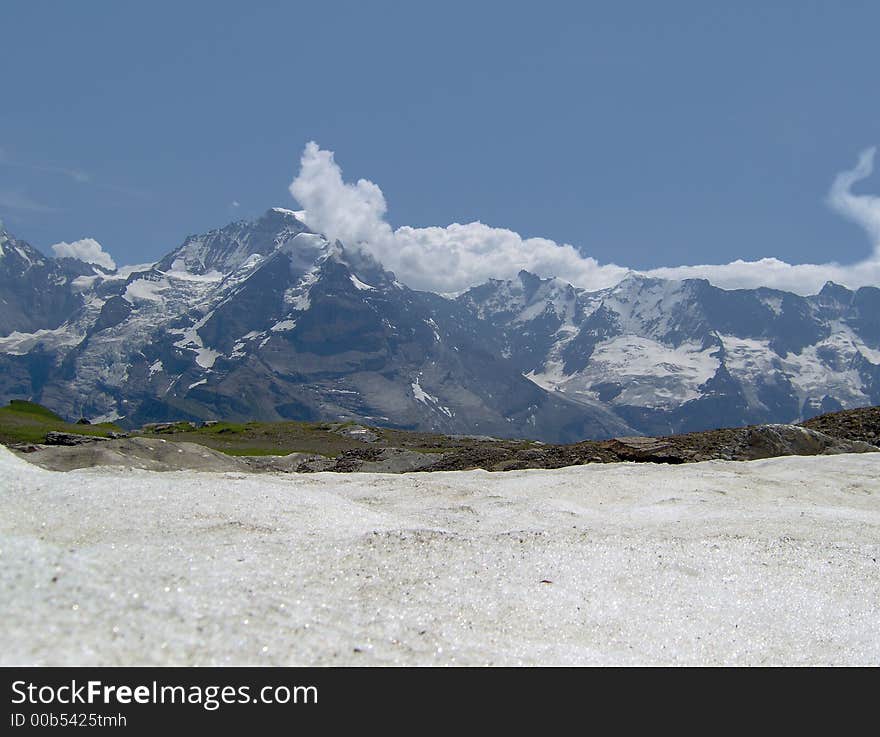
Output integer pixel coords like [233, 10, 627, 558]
[44, 431, 109, 446]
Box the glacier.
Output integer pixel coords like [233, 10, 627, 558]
[1, 446, 878, 666]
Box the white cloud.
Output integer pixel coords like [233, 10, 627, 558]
[51, 238, 116, 270]
[290, 142, 392, 248]
[645, 258, 880, 294]
[290, 142, 880, 296]
[390, 222, 629, 294]
[828, 146, 880, 253]
[231, 200, 240, 208]
[656, 146, 880, 293]
[289, 142, 628, 293]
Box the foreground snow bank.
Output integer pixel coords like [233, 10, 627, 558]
[1, 446, 878, 665]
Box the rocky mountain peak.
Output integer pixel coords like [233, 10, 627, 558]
[1, 210, 879, 442]
[817, 280, 853, 303]
[156, 208, 311, 276]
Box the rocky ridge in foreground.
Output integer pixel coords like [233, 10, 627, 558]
[7, 405, 879, 474]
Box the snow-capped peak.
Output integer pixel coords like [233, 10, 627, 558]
[156, 208, 312, 276]
[270, 206, 307, 221]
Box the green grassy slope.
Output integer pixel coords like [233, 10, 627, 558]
[137, 419, 531, 457]
[0, 400, 122, 445]
[0, 400, 527, 456]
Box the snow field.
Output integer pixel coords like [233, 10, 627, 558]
[1, 447, 878, 665]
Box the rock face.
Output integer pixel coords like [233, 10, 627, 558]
[731, 424, 876, 460]
[802, 405, 880, 445]
[459, 271, 880, 435]
[1, 211, 879, 442]
[0, 212, 632, 442]
[605, 424, 877, 463]
[14, 436, 442, 474]
[44, 431, 110, 446]
[423, 417, 879, 472]
[605, 436, 685, 463]
[19, 437, 249, 473]
[13, 413, 877, 475]
[0, 224, 97, 335]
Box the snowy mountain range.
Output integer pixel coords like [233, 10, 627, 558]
[1, 210, 878, 441]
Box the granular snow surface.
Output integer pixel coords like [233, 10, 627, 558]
[1, 446, 878, 666]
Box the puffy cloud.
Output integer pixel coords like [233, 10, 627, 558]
[51, 237, 116, 270]
[290, 142, 880, 296]
[390, 223, 629, 294]
[289, 142, 627, 293]
[645, 258, 880, 294]
[290, 142, 392, 248]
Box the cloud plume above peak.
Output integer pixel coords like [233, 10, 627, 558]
[289, 142, 880, 295]
[51, 237, 116, 270]
[290, 142, 391, 249]
[289, 142, 628, 293]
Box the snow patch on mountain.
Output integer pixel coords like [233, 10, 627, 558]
[90, 409, 124, 424]
[124, 277, 168, 303]
[349, 274, 375, 291]
[0, 325, 85, 355]
[171, 309, 222, 370]
[423, 318, 441, 342]
[720, 334, 872, 411]
[600, 275, 693, 336]
[282, 242, 331, 311]
[530, 337, 720, 408]
[271, 319, 297, 332]
[411, 376, 454, 417]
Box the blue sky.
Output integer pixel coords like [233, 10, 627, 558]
[2, 1, 880, 290]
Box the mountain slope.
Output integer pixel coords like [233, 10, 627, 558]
[459, 271, 880, 435]
[0, 213, 632, 441]
[2, 213, 878, 440]
[0, 223, 99, 335]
